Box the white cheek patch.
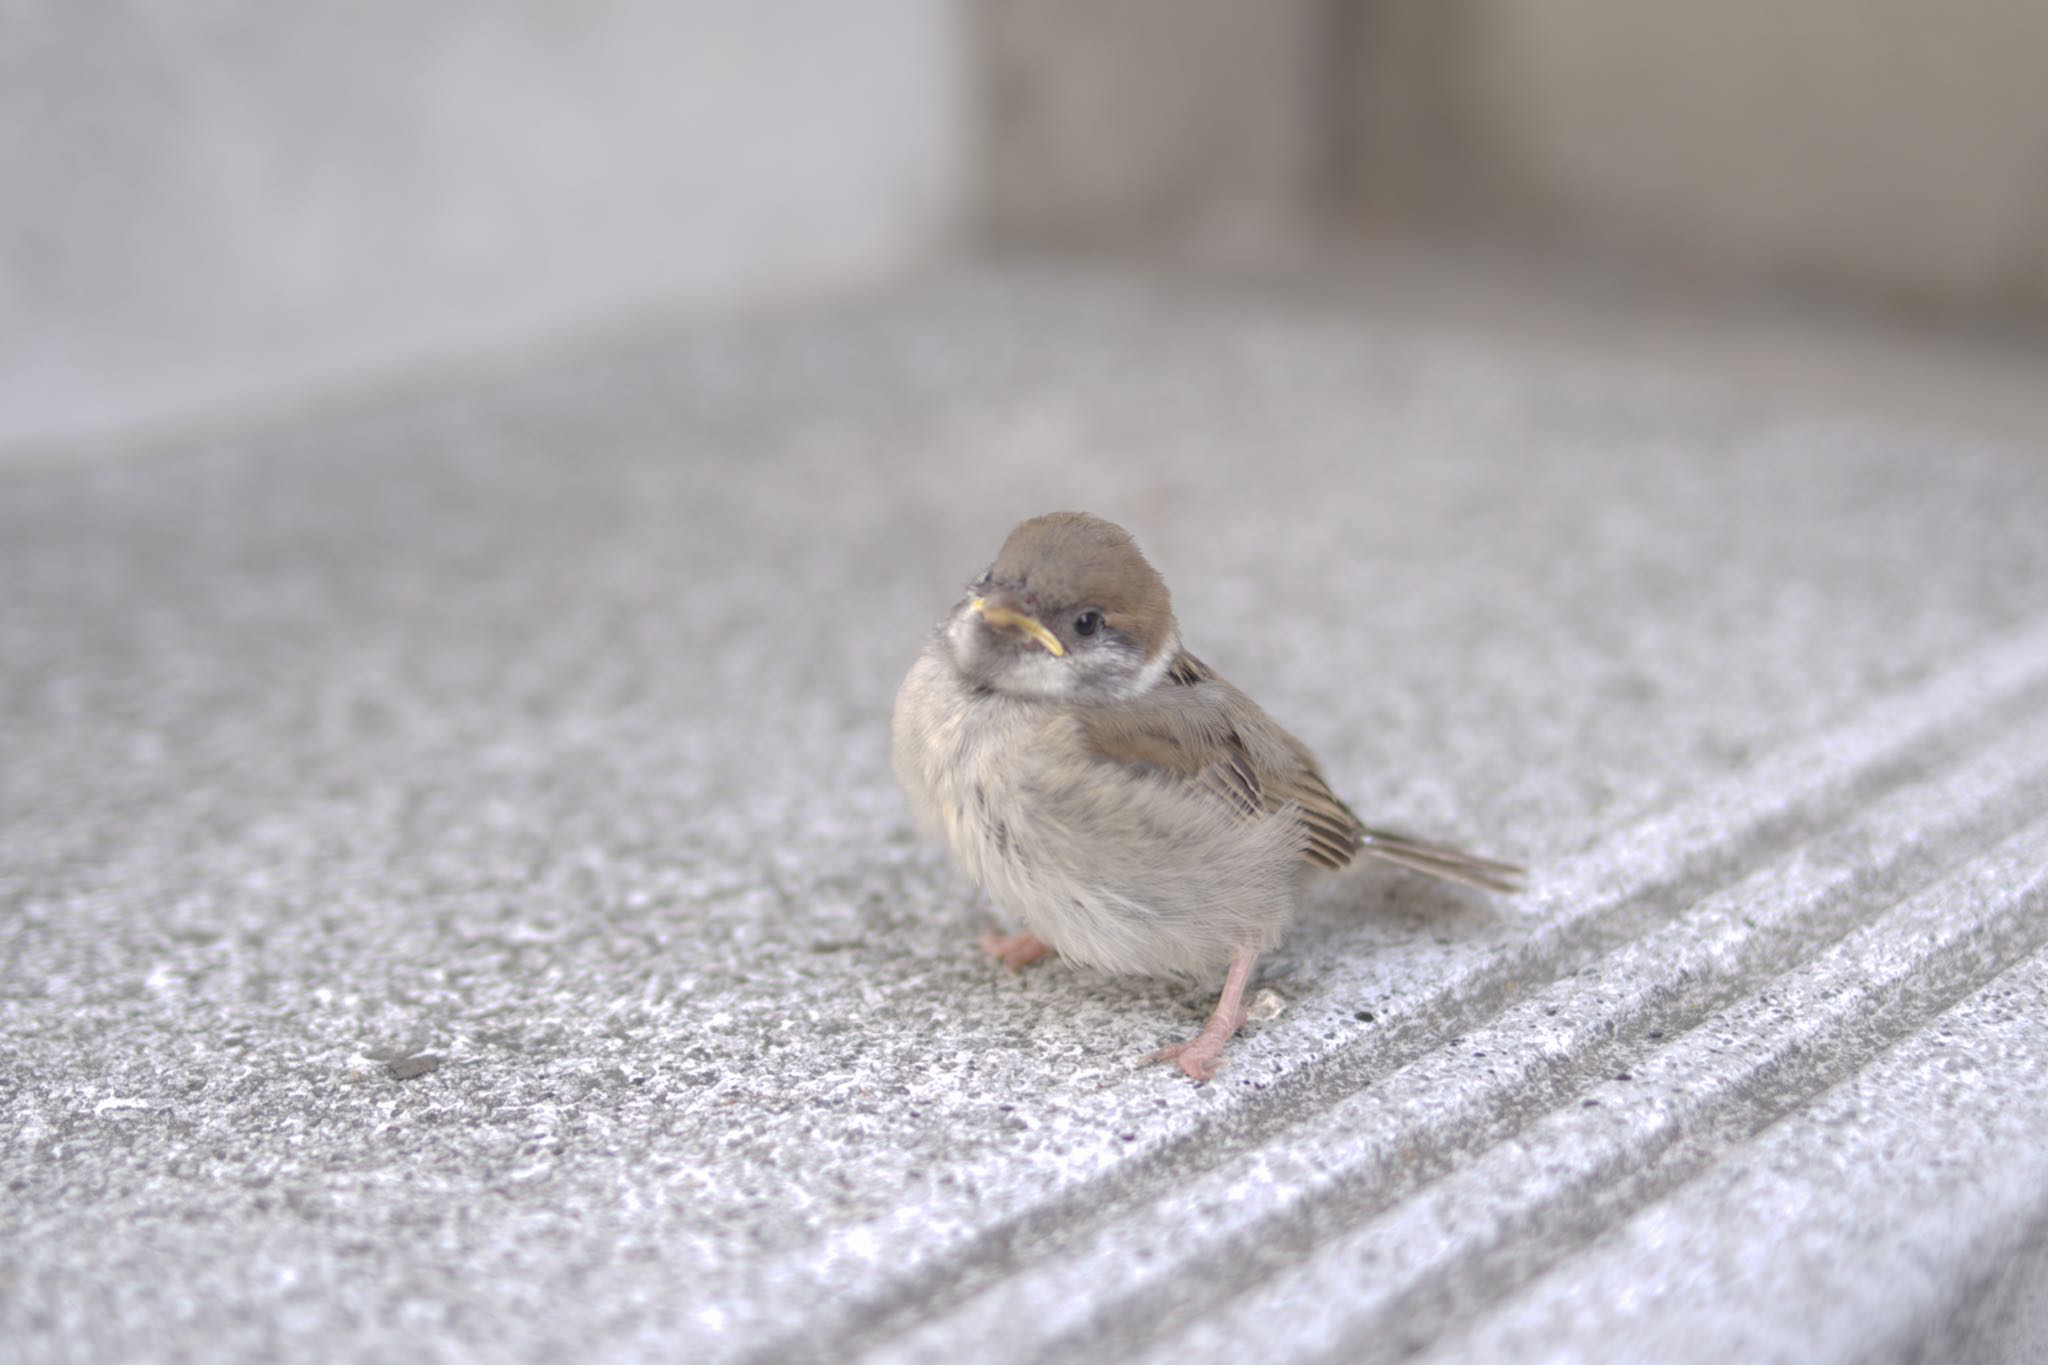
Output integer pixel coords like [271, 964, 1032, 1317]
[1119, 632, 1181, 698]
[943, 609, 978, 658]
[944, 604, 1173, 702]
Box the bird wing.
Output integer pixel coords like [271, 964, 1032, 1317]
[1078, 651, 1527, 890]
[1075, 651, 1365, 871]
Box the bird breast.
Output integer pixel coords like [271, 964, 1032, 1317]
[891, 640, 1304, 979]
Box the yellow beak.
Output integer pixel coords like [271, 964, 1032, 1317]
[970, 596, 1065, 657]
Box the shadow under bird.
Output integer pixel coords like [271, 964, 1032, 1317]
[892, 511, 1524, 1079]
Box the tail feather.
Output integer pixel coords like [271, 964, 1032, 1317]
[1355, 827, 1527, 895]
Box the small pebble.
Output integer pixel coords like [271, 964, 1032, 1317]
[1246, 989, 1287, 1023]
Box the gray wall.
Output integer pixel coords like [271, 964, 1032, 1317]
[10, 1, 2044, 457]
[1, 1, 966, 454]
[1343, 0, 2048, 317]
[978, 0, 2048, 318]
[976, 0, 1330, 246]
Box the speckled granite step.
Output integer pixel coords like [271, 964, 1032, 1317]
[4, 265, 2045, 1364]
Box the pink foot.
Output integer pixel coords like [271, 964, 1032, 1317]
[1145, 946, 1258, 1082]
[979, 927, 1052, 972]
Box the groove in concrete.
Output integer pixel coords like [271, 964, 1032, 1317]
[869, 715, 2048, 1362]
[741, 621, 2048, 1362]
[1430, 944, 2048, 1362]
[1147, 822, 2048, 1363]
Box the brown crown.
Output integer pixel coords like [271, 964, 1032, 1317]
[989, 512, 1176, 659]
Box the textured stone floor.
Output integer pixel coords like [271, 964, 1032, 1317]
[4, 264, 2047, 1362]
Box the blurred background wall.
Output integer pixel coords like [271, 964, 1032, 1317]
[1339, 0, 2048, 316]
[0, 0, 966, 453]
[976, 0, 1332, 248]
[983, 0, 2048, 319]
[6, 0, 2045, 456]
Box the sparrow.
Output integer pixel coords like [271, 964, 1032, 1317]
[891, 511, 1523, 1080]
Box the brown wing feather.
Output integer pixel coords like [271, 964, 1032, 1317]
[1079, 651, 1363, 870]
[1084, 651, 1528, 889]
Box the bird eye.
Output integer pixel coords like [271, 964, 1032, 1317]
[1073, 609, 1104, 637]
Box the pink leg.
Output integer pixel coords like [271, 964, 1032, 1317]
[1147, 946, 1257, 1081]
[979, 926, 1052, 972]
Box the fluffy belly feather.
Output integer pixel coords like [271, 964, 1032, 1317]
[892, 644, 1301, 979]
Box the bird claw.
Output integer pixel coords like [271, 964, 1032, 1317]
[1146, 1038, 1228, 1081]
[1147, 999, 1248, 1081]
[978, 927, 1052, 972]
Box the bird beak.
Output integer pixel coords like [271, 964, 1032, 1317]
[970, 595, 1065, 657]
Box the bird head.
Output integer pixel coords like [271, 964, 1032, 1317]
[944, 512, 1179, 702]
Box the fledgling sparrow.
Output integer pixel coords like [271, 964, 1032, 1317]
[891, 512, 1523, 1080]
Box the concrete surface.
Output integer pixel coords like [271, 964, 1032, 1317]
[5, 263, 2048, 1362]
[0, 0, 966, 454]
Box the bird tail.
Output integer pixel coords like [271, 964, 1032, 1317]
[1355, 827, 1527, 894]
